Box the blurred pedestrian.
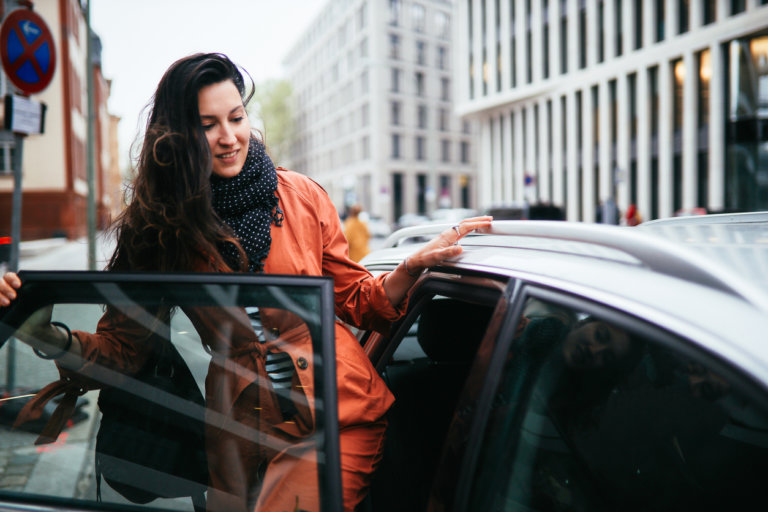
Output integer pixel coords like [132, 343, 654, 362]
[0, 53, 492, 512]
[343, 204, 371, 262]
[624, 204, 643, 226]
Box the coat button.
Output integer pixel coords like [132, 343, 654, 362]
[296, 357, 308, 370]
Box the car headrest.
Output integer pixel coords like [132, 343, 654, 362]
[416, 299, 493, 363]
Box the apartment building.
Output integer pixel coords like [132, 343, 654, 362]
[283, 0, 476, 224]
[457, 0, 768, 222]
[0, 0, 120, 240]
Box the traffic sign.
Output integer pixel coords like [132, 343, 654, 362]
[0, 8, 56, 95]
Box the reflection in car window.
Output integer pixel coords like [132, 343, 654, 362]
[0, 280, 328, 512]
[470, 296, 768, 511]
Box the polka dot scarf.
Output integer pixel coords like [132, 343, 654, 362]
[210, 137, 283, 272]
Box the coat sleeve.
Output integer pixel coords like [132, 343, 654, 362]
[73, 305, 157, 378]
[314, 185, 408, 333]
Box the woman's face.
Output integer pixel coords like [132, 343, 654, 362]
[197, 80, 251, 178]
[562, 320, 632, 370]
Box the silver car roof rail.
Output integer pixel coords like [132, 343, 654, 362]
[382, 220, 768, 311]
[481, 221, 768, 311]
[640, 211, 768, 226]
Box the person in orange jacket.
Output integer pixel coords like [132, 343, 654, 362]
[343, 204, 371, 262]
[0, 53, 491, 511]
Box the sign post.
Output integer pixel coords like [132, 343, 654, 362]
[0, 5, 56, 393]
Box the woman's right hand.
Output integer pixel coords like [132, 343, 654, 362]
[1, 272, 21, 307]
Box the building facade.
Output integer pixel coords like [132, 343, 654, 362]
[457, 0, 768, 222]
[283, 0, 477, 225]
[0, 0, 120, 240]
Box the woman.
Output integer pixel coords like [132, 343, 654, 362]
[343, 204, 371, 262]
[0, 53, 490, 511]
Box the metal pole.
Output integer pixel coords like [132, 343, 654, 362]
[85, 0, 97, 270]
[5, 133, 23, 392]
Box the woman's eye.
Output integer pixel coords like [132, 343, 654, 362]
[232, 116, 244, 123]
[202, 124, 214, 131]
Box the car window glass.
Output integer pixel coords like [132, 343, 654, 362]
[371, 294, 495, 511]
[0, 277, 332, 512]
[469, 296, 768, 511]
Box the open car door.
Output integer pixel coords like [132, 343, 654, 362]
[0, 270, 342, 512]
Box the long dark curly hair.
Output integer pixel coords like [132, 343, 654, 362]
[108, 53, 254, 272]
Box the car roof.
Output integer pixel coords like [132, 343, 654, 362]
[361, 212, 768, 388]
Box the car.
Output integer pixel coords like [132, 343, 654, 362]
[1, 212, 768, 512]
[359, 211, 768, 511]
[394, 212, 431, 231]
[428, 208, 479, 224]
[360, 214, 392, 239]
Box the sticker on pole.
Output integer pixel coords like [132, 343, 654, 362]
[0, 9, 57, 95]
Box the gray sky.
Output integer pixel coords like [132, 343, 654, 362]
[90, 0, 325, 168]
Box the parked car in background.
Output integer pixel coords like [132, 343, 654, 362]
[395, 212, 431, 230]
[2, 212, 767, 512]
[428, 208, 479, 224]
[360, 213, 392, 239]
[359, 211, 768, 511]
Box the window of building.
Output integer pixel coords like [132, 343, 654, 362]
[673, 59, 684, 135]
[543, 11, 550, 79]
[362, 136, 370, 159]
[634, 0, 643, 49]
[418, 104, 428, 129]
[391, 67, 401, 92]
[360, 37, 368, 59]
[416, 72, 425, 96]
[656, 0, 665, 42]
[390, 0, 401, 25]
[703, 0, 716, 24]
[579, 5, 587, 69]
[412, 3, 426, 32]
[360, 70, 369, 94]
[441, 139, 451, 162]
[597, 0, 605, 64]
[441, 77, 451, 101]
[460, 141, 470, 163]
[697, 50, 710, 209]
[439, 108, 449, 131]
[679, 0, 690, 34]
[616, 0, 623, 56]
[393, 172, 404, 220]
[362, 103, 369, 127]
[731, 0, 747, 14]
[416, 40, 427, 65]
[392, 133, 402, 159]
[725, 36, 768, 211]
[357, 3, 367, 29]
[390, 33, 401, 59]
[435, 11, 451, 39]
[417, 173, 427, 213]
[560, 4, 567, 75]
[391, 101, 402, 126]
[416, 136, 426, 160]
[437, 46, 448, 70]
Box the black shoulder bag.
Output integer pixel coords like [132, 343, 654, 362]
[95, 335, 208, 512]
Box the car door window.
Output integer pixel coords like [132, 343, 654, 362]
[0, 271, 339, 512]
[469, 294, 768, 511]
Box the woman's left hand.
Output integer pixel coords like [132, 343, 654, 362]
[405, 216, 493, 273]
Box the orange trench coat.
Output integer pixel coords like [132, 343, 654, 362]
[65, 170, 405, 511]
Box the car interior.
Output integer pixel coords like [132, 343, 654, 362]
[367, 295, 495, 512]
